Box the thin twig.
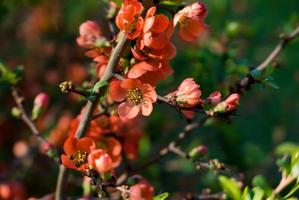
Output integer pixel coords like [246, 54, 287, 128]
[230, 24, 299, 94]
[125, 117, 208, 175]
[274, 175, 296, 195]
[55, 33, 128, 200]
[120, 25, 299, 181]
[12, 88, 47, 145]
[11, 88, 60, 163]
[113, 73, 204, 113]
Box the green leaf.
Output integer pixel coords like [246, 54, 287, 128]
[263, 80, 279, 89]
[219, 176, 242, 200]
[0, 62, 23, 85]
[252, 175, 271, 195]
[159, 0, 183, 6]
[265, 64, 275, 77]
[276, 143, 299, 156]
[241, 187, 251, 200]
[291, 154, 299, 177]
[284, 181, 299, 199]
[110, 0, 122, 6]
[153, 192, 169, 200]
[276, 156, 291, 174]
[252, 187, 264, 200]
[92, 80, 108, 93]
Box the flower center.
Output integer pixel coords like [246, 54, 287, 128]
[127, 88, 143, 104]
[71, 150, 88, 167]
[179, 16, 188, 27]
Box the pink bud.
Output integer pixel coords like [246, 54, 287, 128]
[206, 91, 222, 105]
[129, 176, 154, 200]
[88, 149, 113, 174]
[40, 142, 52, 154]
[175, 78, 202, 106]
[77, 21, 102, 48]
[32, 92, 49, 120]
[34, 92, 49, 108]
[189, 145, 208, 157]
[224, 93, 240, 112]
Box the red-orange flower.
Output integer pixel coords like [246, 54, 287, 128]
[142, 7, 173, 50]
[90, 115, 121, 136]
[128, 43, 175, 79]
[174, 2, 208, 42]
[61, 136, 96, 171]
[109, 79, 157, 119]
[116, 0, 144, 40]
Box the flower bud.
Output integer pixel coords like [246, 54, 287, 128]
[129, 176, 154, 200]
[206, 91, 222, 105]
[77, 21, 102, 48]
[11, 107, 22, 118]
[212, 102, 227, 113]
[32, 92, 49, 120]
[174, 2, 208, 42]
[88, 149, 113, 174]
[41, 142, 52, 154]
[224, 93, 240, 112]
[189, 145, 208, 158]
[175, 78, 202, 106]
[212, 93, 240, 113]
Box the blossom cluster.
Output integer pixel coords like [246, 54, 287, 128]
[58, 0, 241, 199]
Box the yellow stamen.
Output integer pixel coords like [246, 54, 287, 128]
[127, 88, 143, 104]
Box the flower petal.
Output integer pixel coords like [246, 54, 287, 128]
[109, 79, 127, 102]
[63, 136, 77, 155]
[120, 79, 142, 89]
[118, 102, 140, 119]
[141, 98, 153, 116]
[61, 155, 77, 170]
[76, 137, 95, 153]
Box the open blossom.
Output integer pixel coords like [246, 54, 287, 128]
[77, 21, 102, 48]
[175, 78, 202, 106]
[88, 149, 113, 173]
[128, 45, 175, 83]
[61, 137, 96, 171]
[129, 176, 154, 200]
[116, 0, 143, 39]
[142, 7, 173, 50]
[90, 114, 121, 136]
[109, 79, 157, 120]
[174, 2, 207, 42]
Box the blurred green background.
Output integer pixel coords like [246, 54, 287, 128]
[0, 0, 299, 198]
